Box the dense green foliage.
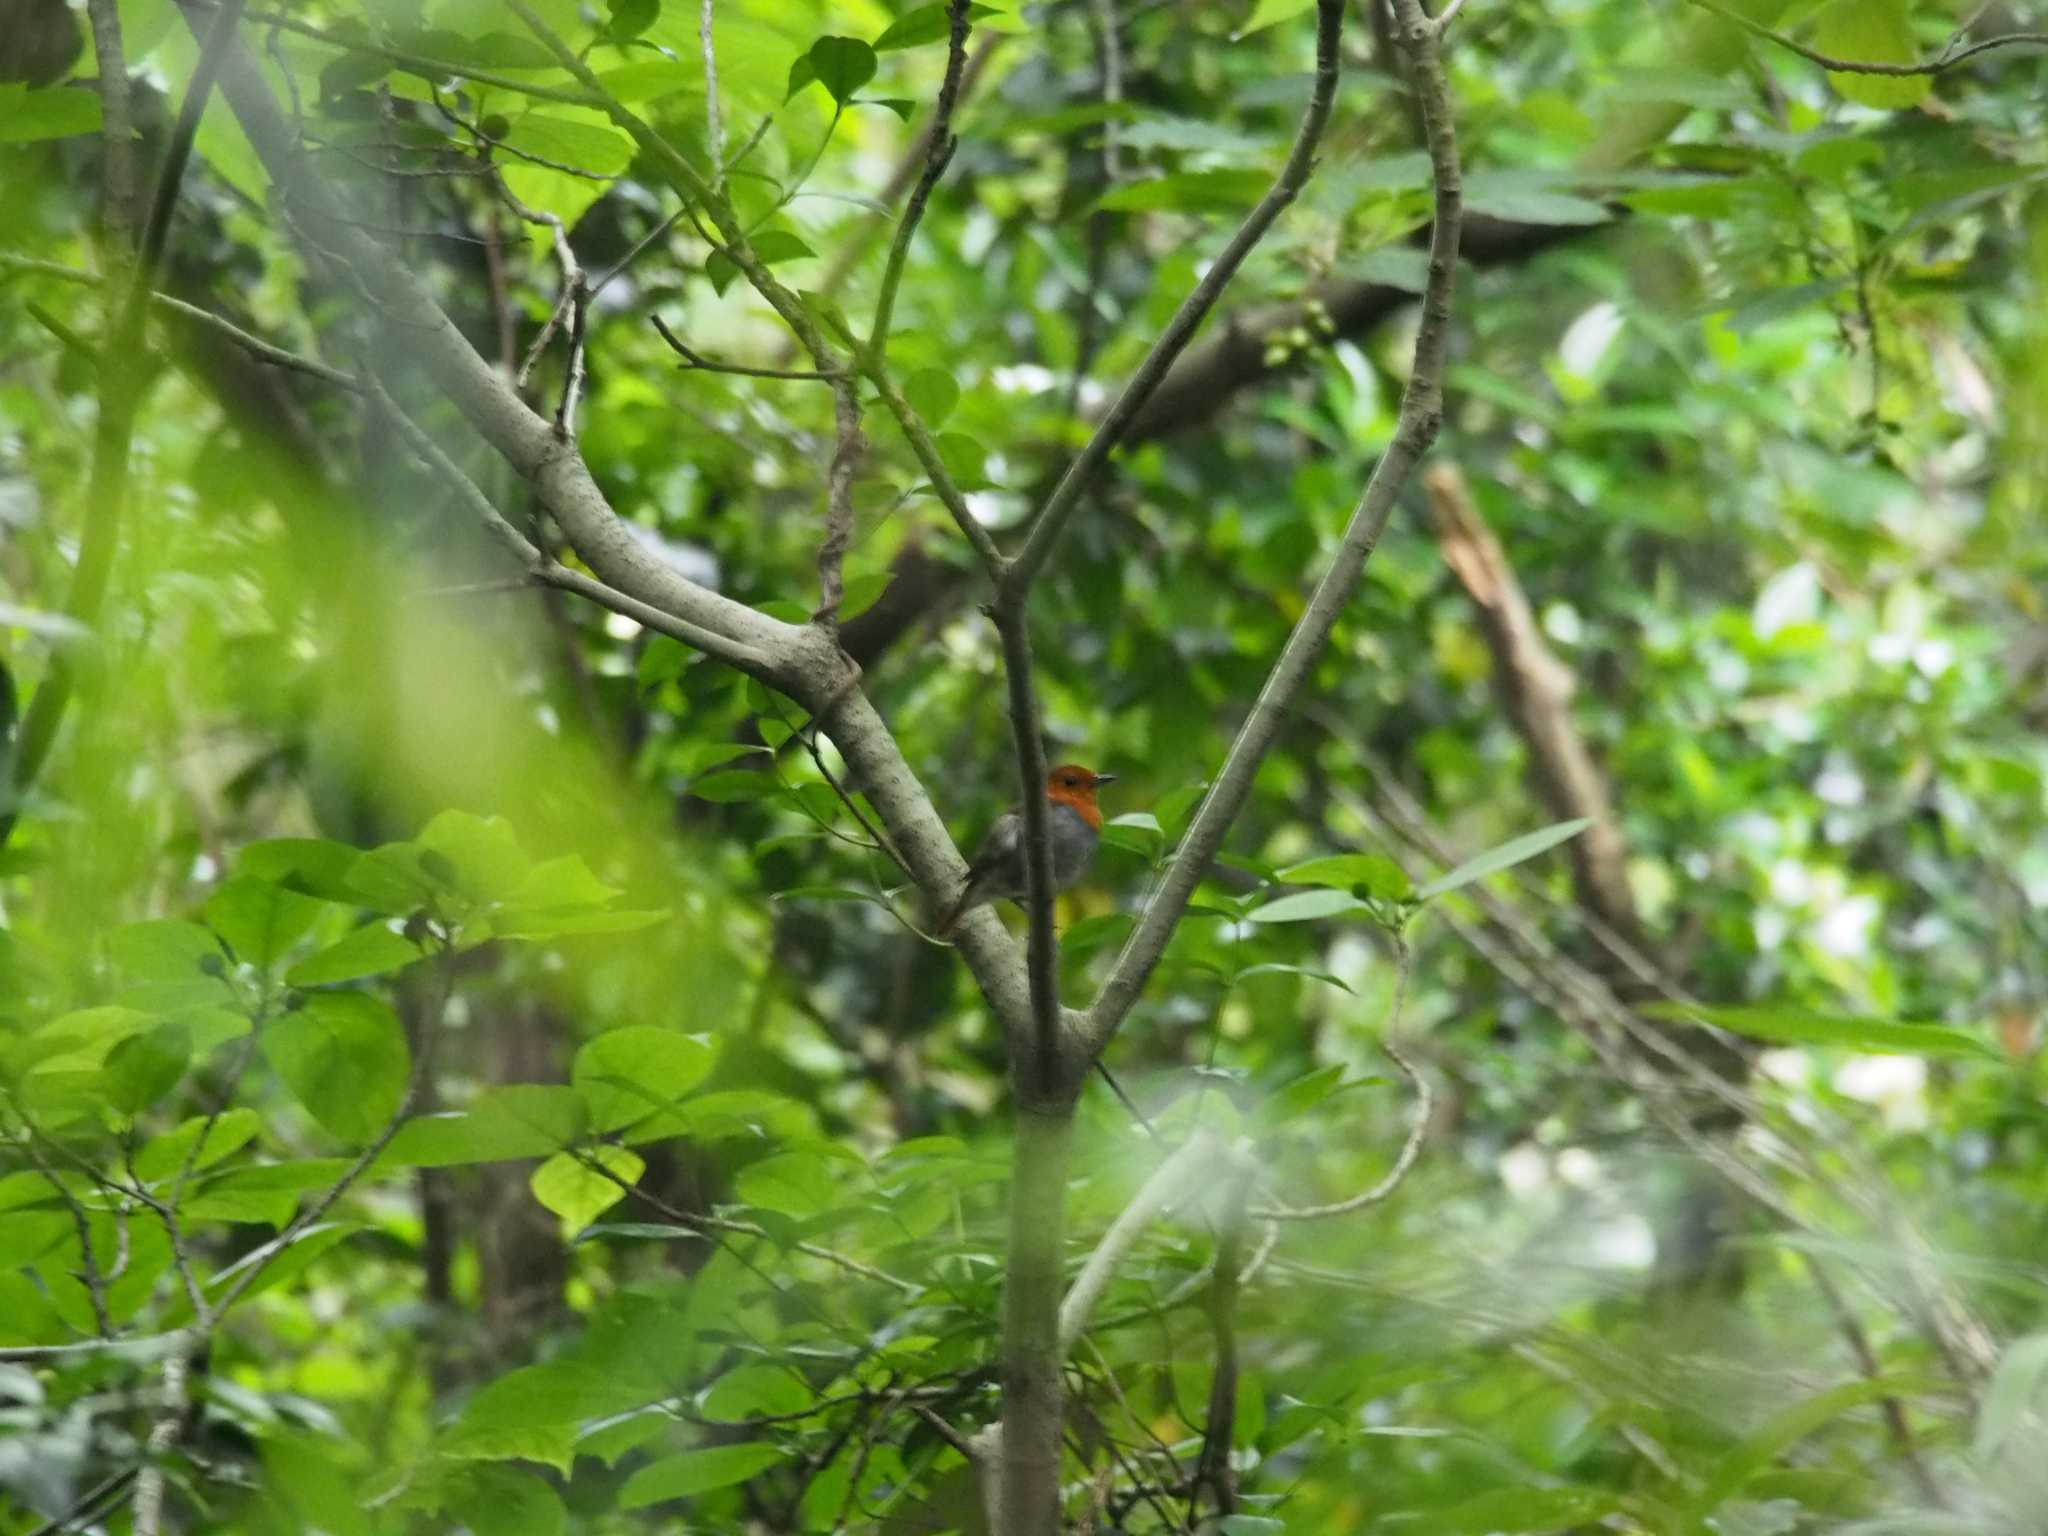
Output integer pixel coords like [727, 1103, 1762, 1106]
[3, 0, 2047, 1531]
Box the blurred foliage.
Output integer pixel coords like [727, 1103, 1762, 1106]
[3, 0, 2048, 1530]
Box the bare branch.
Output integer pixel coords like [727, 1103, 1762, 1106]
[1075, 0, 1463, 1064]
[700, 0, 725, 190]
[1686, 0, 2046, 76]
[816, 381, 867, 623]
[1252, 937, 1431, 1220]
[193, 21, 798, 669]
[649, 315, 842, 381]
[1002, 0, 1348, 601]
[869, 0, 974, 360]
[85, 0, 136, 253]
[1059, 1129, 1228, 1356]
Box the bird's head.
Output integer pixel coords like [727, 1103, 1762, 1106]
[1044, 764, 1116, 828]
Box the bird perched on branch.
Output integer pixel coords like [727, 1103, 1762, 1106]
[936, 764, 1116, 935]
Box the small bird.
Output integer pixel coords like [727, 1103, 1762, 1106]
[936, 764, 1116, 935]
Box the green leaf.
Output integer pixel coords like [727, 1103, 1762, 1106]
[263, 993, 411, 1142]
[735, 1148, 837, 1219]
[1414, 818, 1591, 901]
[1232, 0, 1312, 39]
[1977, 1334, 2048, 1464]
[133, 1108, 262, 1181]
[700, 1363, 813, 1421]
[875, 3, 989, 51]
[1098, 168, 1272, 213]
[1690, 1376, 1942, 1520]
[806, 36, 878, 105]
[1462, 173, 1612, 226]
[419, 811, 530, 902]
[285, 921, 423, 986]
[379, 1085, 587, 1168]
[1249, 1064, 1348, 1133]
[106, 920, 227, 985]
[749, 229, 816, 266]
[1424, 1487, 1622, 1534]
[1219, 1519, 1287, 1535]
[1245, 889, 1368, 924]
[903, 366, 960, 426]
[838, 571, 893, 619]
[1278, 853, 1411, 900]
[1642, 1003, 2002, 1061]
[619, 1444, 785, 1508]
[607, 0, 660, 41]
[0, 85, 103, 144]
[638, 635, 688, 690]
[104, 1022, 192, 1114]
[935, 431, 991, 488]
[573, 1026, 718, 1132]
[531, 1146, 643, 1229]
[1813, 0, 1929, 110]
[237, 838, 367, 904]
[204, 876, 324, 967]
[690, 769, 782, 803]
[501, 114, 635, 176]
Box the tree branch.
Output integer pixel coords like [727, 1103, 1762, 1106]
[1001, 0, 1347, 600]
[1076, 0, 1464, 1065]
[869, 0, 973, 360]
[1058, 1129, 1228, 1356]
[191, 18, 799, 673]
[1686, 0, 2047, 76]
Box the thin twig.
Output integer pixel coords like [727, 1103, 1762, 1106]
[1686, 0, 2047, 76]
[869, 0, 974, 360]
[1252, 940, 1431, 1220]
[1002, 0, 1349, 600]
[650, 314, 842, 381]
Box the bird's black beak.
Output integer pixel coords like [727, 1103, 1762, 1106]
[1092, 773, 1118, 785]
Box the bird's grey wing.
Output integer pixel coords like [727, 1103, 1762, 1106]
[966, 808, 1022, 875]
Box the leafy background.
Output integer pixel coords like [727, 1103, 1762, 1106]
[2, 0, 2047, 1530]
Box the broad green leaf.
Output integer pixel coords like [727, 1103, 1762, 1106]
[1245, 889, 1368, 924]
[419, 811, 531, 902]
[1463, 174, 1612, 226]
[1250, 1064, 1351, 1133]
[104, 1021, 190, 1113]
[875, 3, 995, 51]
[838, 571, 893, 619]
[0, 85, 102, 144]
[531, 1146, 643, 1229]
[749, 229, 816, 266]
[619, 1443, 785, 1508]
[1099, 168, 1272, 213]
[1643, 1003, 2002, 1061]
[237, 838, 367, 904]
[607, 0, 659, 42]
[379, 1085, 588, 1167]
[204, 876, 324, 967]
[1233, 0, 1312, 39]
[286, 920, 423, 985]
[264, 993, 411, 1142]
[638, 635, 688, 690]
[133, 1107, 263, 1181]
[573, 1026, 717, 1131]
[806, 36, 877, 105]
[689, 769, 782, 803]
[1278, 853, 1412, 900]
[105, 920, 228, 986]
[1813, 0, 1928, 109]
[700, 1363, 812, 1421]
[735, 1148, 837, 1219]
[444, 1466, 567, 1536]
[1414, 818, 1591, 901]
[1425, 1487, 1623, 1534]
[903, 366, 960, 426]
